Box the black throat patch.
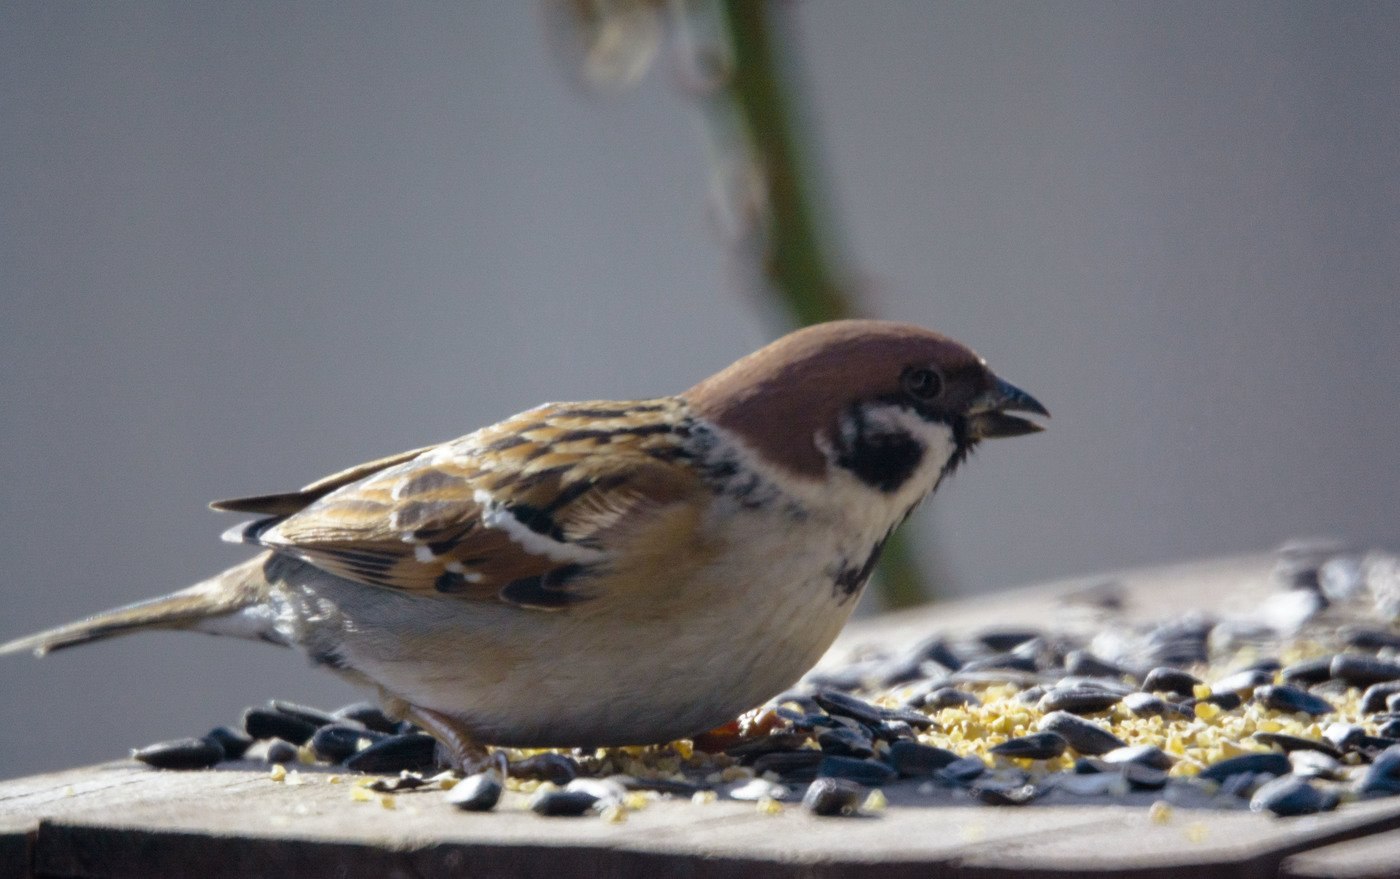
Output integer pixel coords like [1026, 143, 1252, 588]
[833, 538, 887, 604]
[833, 405, 928, 493]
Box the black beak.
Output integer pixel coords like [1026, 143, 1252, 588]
[968, 377, 1049, 439]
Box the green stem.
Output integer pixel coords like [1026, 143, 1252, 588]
[719, 0, 850, 325]
[714, 0, 929, 608]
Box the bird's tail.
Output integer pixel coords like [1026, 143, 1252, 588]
[0, 554, 274, 657]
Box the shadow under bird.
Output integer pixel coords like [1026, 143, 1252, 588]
[2, 319, 1047, 770]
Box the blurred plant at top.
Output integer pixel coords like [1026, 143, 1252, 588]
[543, 0, 938, 608]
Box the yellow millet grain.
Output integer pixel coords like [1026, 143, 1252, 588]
[863, 789, 888, 813]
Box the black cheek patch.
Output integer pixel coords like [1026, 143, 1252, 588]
[836, 432, 926, 493]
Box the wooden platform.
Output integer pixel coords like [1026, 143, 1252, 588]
[5, 554, 1400, 879]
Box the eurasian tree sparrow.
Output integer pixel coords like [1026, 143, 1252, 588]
[2, 319, 1047, 769]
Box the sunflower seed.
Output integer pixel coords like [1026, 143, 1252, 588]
[446, 771, 502, 811]
[530, 789, 599, 817]
[1361, 682, 1400, 714]
[1038, 687, 1122, 715]
[1331, 654, 1400, 687]
[1250, 775, 1339, 816]
[817, 727, 875, 759]
[264, 739, 298, 764]
[311, 724, 386, 763]
[1198, 752, 1290, 784]
[1141, 667, 1202, 698]
[812, 690, 884, 726]
[203, 726, 252, 760]
[818, 756, 896, 785]
[242, 706, 317, 745]
[268, 700, 336, 728]
[801, 777, 864, 816]
[1253, 732, 1342, 759]
[510, 752, 579, 785]
[343, 732, 439, 773]
[1280, 656, 1336, 686]
[1038, 711, 1125, 756]
[990, 732, 1067, 760]
[886, 741, 960, 777]
[332, 702, 400, 735]
[1254, 684, 1333, 716]
[132, 737, 223, 770]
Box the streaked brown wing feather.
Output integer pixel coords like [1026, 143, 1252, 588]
[209, 445, 437, 516]
[250, 400, 699, 607]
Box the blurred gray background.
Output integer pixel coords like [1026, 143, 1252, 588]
[2, 2, 1397, 780]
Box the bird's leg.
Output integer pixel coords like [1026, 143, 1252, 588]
[405, 705, 501, 775]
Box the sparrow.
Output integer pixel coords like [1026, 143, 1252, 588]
[1, 319, 1046, 770]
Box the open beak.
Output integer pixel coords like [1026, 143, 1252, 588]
[968, 377, 1050, 439]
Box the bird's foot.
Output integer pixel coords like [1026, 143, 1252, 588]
[406, 704, 503, 775]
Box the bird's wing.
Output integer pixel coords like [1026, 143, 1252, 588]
[210, 445, 439, 516]
[221, 400, 703, 609]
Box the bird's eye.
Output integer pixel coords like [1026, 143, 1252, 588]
[901, 367, 943, 401]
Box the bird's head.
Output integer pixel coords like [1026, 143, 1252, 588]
[684, 319, 1048, 494]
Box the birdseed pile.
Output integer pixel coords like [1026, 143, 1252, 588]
[132, 541, 1400, 820]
